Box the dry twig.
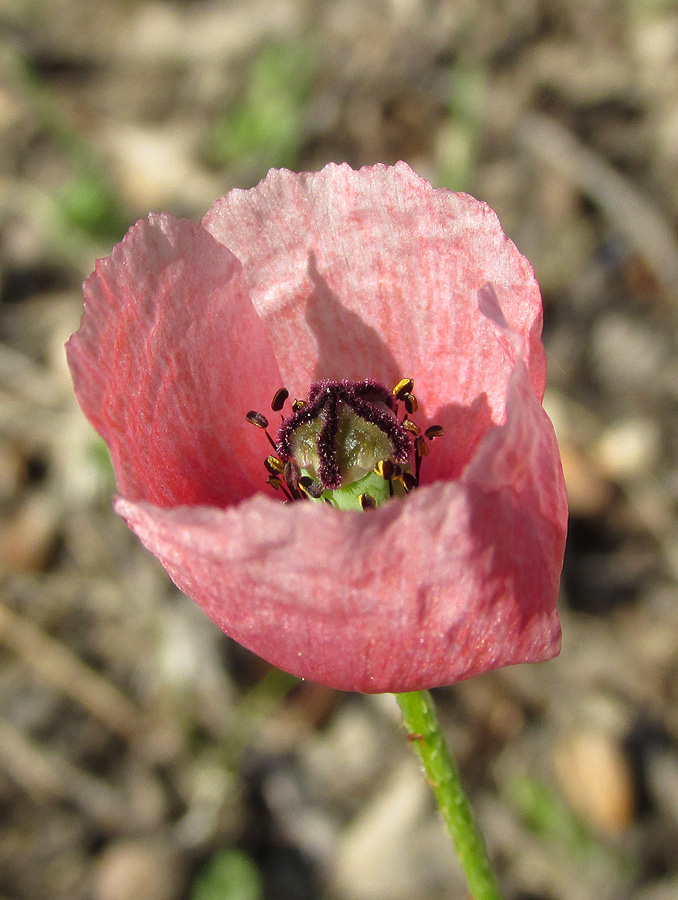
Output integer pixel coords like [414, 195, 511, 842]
[0, 601, 143, 739]
[518, 113, 678, 295]
[0, 716, 127, 829]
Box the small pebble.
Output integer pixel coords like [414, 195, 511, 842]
[594, 417, 660, 481]
[93, 839, 183, 900]
[0, 493, 58, 573]
[558, 441, 613, 518]
[554, 729, 635, 835]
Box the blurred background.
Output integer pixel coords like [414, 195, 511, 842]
[2, 1, 678, 898]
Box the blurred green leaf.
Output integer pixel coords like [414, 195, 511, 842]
[190, 848, 263, 900]
[87, 436, 115, 484]
[437, 63, 485, 192]
[56, 170, 129, 242]
[506, 774, 636, 877]
[11, 47, 130, 243]
[222, 666, 298, 764]
[508, 774, 592, 849]
[204, 40, 314, 171]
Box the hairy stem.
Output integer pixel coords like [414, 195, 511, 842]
[395, 690, 503, 900]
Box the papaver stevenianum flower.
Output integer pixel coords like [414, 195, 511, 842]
[67, 162, 567, 693]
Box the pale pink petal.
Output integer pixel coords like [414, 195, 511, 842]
[202, 162, 545, 479]
[67, 215, 282, 507]
[113, 307, 565, 694]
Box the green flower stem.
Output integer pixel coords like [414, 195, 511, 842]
[395, 690, 503, 900]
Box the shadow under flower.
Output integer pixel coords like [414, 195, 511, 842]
[305, 250, 401, 386]
[304, 251, 495, 485]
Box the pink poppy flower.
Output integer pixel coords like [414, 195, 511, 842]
[66, 162, 567, 693]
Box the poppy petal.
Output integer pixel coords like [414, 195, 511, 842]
[203, 162, 545, 479]
[203, 165, 543, 392]
[67, 214, 282, 507]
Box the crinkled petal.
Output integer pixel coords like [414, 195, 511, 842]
[202, 162, 545, 479]
[113, 300, 566, 694]
[66, 215, 282, 507]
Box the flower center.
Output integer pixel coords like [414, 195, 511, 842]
[246, 378, 443, 510]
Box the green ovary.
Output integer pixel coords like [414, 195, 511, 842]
[290, 403, 398, 487]
[308, 468, 406, 510]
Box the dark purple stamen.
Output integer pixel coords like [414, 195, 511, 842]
[276, 379, 411, 490]
[246, 377, 444, 504]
